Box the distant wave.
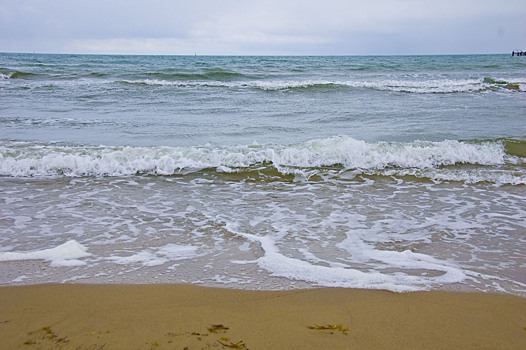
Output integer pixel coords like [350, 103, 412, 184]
[1, 137, 523, 184]
[483, 77, 526, 92]
[114, 77, 525, 94]
[0, 69, 102, 81]
[116, 79, 346, 91]
[0, 70, 44, 80]
[0, 68, 254, 82]
[141, 69, 256, 81]
[3, 66, 523, 94]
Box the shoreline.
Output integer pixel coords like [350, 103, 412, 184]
[1, 284, 525, 349]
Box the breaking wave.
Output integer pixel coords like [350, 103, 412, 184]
[3, 65, 523, 94]
[1, 137, 524, 184]
[115, 77, 525, 93]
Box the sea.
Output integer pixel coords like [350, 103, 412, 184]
[0, 53, 525, 296]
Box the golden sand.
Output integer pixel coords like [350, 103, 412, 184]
[0, 284, 525, 349]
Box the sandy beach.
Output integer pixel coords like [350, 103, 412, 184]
[0, 284, 525, 349]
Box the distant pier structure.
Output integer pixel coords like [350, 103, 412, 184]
[512, 50, 525, 56]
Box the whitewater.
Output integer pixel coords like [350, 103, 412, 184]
[0, 53, 525, 295]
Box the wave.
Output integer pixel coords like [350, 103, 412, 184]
[141, 68, 254, 81]
[116, 79, 347, 91]
[3, 66, 523, 94]
[114, 77, 525, 94]
[0, 68, 253, 82]
[1, 137, 524, 184]
[0, 70, 44, 80]
[342, 78, 489, 93]
[483, 77, 526, 92]
[503, 139, 526, 157]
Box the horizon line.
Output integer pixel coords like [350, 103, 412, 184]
[0, 51, 516, 57]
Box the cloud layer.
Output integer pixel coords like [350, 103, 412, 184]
[1, 0, 525, 55]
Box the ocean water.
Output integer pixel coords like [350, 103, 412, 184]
[0, 53, 525, 295]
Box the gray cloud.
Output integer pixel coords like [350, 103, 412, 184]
[0, 0, 524, 55]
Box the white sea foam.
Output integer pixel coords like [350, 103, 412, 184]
[108, 244, 200, 267]
[0, 240, 91, 267]
[118, 77, 498, 94]
[0, 155, 524, 294]
[343, 78, 488, 93]
[226, 223, 466, 292]
[1, 137, 522, 184]
[0, 137, 518, 183]
[12, 275, 28, 282]
[12, 75, 520, 94]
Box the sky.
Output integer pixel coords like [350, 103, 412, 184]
[0, 0, 525, 55]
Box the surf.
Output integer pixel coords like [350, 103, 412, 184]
[1, 137, 523, 185]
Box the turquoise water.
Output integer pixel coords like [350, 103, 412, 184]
[0, 53, 525, 294]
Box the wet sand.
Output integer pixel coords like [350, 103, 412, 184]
[0, 284, 525, 349]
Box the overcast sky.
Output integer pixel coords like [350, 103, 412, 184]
[1, 0, 524, 55]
